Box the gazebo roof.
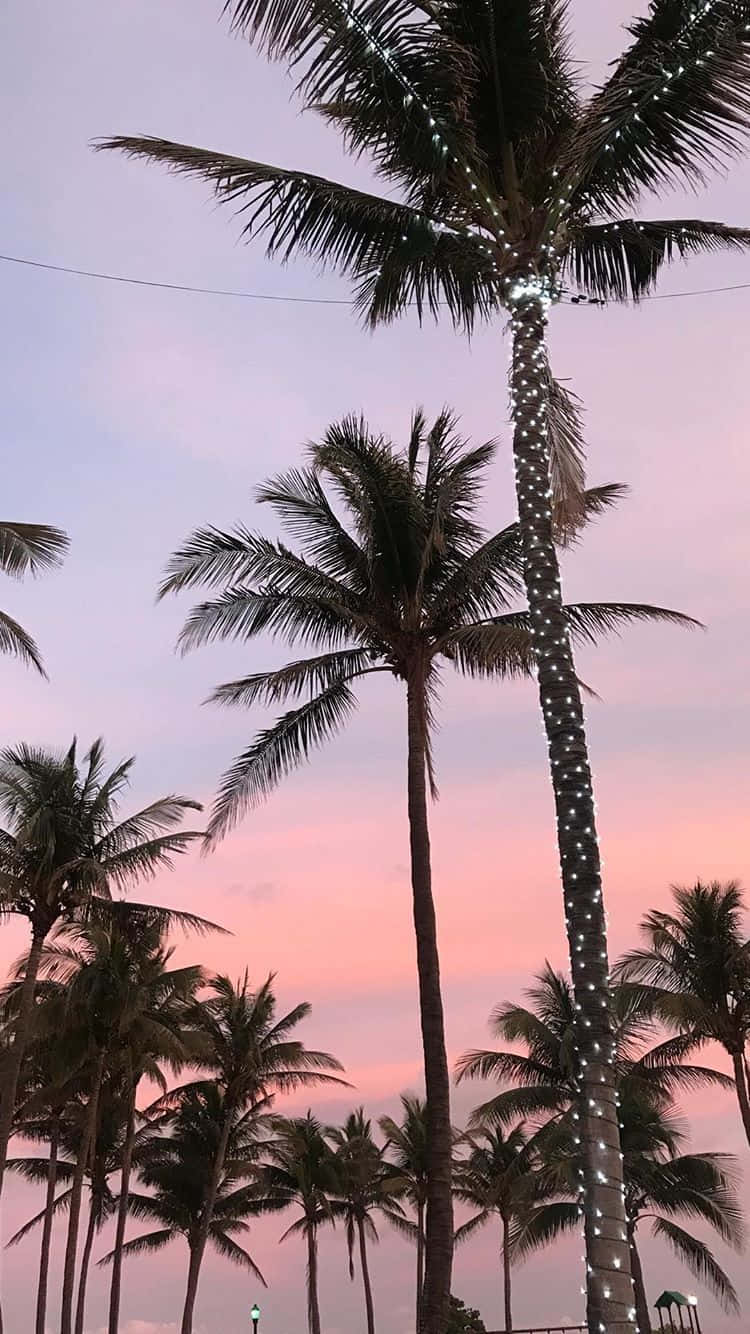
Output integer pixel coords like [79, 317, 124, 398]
[655, 1292, 691, 1309]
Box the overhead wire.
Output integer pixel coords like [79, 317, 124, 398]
[2, 250, 750, 307]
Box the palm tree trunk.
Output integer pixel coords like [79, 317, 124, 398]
[179, 1105, 233, 1334]
[35, 1116, 60, 1334]
[357, 1215, 376, 1334]
[508, 290, 632, 1331]
[406, 665, 453, 1334]
[74, 1192, 98, 1334]
[108, 1076, 137, 1334]
[0, 926, 46, 1196]
[628, 1228, 651, 1334]
[307, 1223, 322, 1334]
[60, 1049, 105, 1334]
[501, 1215, 512, 1332]
[731, 1052, 750, 1146]
[416, 1201, 425, 1333]
[180, 1244, 202, 1334]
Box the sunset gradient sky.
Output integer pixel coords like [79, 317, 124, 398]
[2, 1, 750, 1331]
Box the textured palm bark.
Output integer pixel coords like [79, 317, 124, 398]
[0, 927, 46, 1196]
[407, 665, 453, 1334]
[35, 1118, 60, 1334]
[628, 1229, 652, 1334]
[108, 1078, 137, 1334]
[74, 1194, 98, 1334]
[731, 1053, 750, 1146]
[60, 1050, 105, 1334]
[501, 1215, 513, 1331]
[357, 1216, 376, 1334]
[509, 292, 632, 1332]
[307, 1225, 322, 1334]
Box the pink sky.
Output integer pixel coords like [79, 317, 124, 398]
[2, 1, 750, 1331]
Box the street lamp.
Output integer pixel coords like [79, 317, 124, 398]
[251, 1303, 261, 1334]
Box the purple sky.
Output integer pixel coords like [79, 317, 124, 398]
[2, 1, 750, 1331]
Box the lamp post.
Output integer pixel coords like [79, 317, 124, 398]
[251, 1303, 260, 1334]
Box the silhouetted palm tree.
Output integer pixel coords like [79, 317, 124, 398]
[615, 881, 750, 1146]
[453, 1123, 545, 1333]
[162, 974, 345, 1334]
[0, 521, 68, 673]
[0, 738, 202, 1200]
[517, 1092, 743, 1334]
[102, 8, 750, 1317]
[328, 1108, 404, 1334]
[99, 1085, 268, 1321]
[255, 1112, 343, 1334]
[379, 1094, 430, 1329]
[157, 415, 690, 1330]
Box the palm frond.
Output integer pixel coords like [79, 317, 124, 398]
[513, 1201, 578, 1261]
[0, 610, 46, 676]
[207, 678, 359, 842]
[0, 523, 69, 577]
[546, 374, 587, 542]
[570, 1, 750, 212]
[651, 1216, 740, 1314]
[567, 217, 750, 301]
[97, 1228, 175, 1266]
[209, 649, 373, 708]
[210, 1227, 267, 1282]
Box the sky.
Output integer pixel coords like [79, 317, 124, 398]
[1, 1, 750, 1331]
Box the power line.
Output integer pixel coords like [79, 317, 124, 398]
[2, 249, 750, 307]
[0, 253, 352, 305]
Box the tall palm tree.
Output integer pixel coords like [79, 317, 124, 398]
[615, 881, 750, 1146]
[0, 738, 203, 1200]
[328, 1108, 403, 1334]
[255, 1112, 343, 1334]
[0, 521, 68, 673]
[453, 1123, 544, 1333]
[156, 416, 691, 1332]
[98, 1085, 268, 1315]
[379, 1094, 430, 1330]
[515, 1092, 744, 1334]
[102, 10, 750, 1319]
[161, 974, 345, 1334]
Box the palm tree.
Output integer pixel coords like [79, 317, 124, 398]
[3, 985, 86, 1334]
[515, 1092, 744, 1334]
[615, 881, 750, 1146]
[29, 906, 212, 1334]
[99, 1085, 267, 1317]
[0, 737, 203, 1201]
[0, 521, 68, 673]
[101, 908, 206, 1334]
[102, 10, 750, 1318]
[453, 1123, 544, 1333]
[328, 1108, 403, 1334]
[379, 1094, 430, 1330]
[161, 973, 345, 1334]
[255, 1112, 343, 1334]
[455, 964, 733, 1130]
[155, 415, 691, 1332]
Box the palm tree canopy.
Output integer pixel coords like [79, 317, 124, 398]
[163, 972, 347, 1112]
[327, 1107, 404, 1273]
[516, 1088, 743, 1313]
[455, 962, 733, 1127]
[98, 1083, 268, 1282]
[100, 0, 750, 328]
[254, 1111, 344, 1236]
[0, 738, 204, 933]
[614, 880, 750, 1052]
[159, 413, 694, 840]
[0, 521, 68, 674]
